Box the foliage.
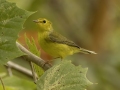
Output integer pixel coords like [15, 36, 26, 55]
[2, 76, 36, 90]
[0, 1, 93, 90]
[0, 0, 32, 64]
[37, 60, 92, 90]
[25, 35, 44, 77]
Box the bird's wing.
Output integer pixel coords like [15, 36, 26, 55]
[45, 31, 80, 48]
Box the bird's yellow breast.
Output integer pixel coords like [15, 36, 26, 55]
[38, 32, 79, 59]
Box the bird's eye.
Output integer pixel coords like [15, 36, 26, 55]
[43, 20, 46, 23]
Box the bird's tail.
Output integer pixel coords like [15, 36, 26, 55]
[80, 48, 97, 54]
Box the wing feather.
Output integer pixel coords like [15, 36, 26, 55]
[45, 31, 80, 48]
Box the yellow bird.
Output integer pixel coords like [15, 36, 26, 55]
[33, 18, 96, 59]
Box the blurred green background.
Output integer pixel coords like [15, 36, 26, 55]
[4, 0, 120, 90]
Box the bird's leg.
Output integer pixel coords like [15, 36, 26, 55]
[42, 57, 62, 67]
[42, 60, 52, 67]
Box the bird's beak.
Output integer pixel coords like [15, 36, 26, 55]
[33, 20, 39, 23]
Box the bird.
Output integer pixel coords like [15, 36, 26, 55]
[33, 18, 96, 60]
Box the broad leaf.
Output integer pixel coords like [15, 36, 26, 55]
[0, 0, 33, 64]
[0, 85, 17, 90]
[2, 76, 36, 90]
[37, 60, 92, 90]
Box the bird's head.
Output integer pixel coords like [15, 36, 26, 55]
[33, 18, 53, 32]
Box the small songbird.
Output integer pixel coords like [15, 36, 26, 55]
[33, 18, 96, 59]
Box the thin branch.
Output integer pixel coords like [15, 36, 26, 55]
[6, 66, 12, 76]
[29, 61, 38, 83]
[16, 42, 51, 70]
[0, 77, 5, 90]
[7, 61, 32, 77]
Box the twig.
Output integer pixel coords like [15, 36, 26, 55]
[0, 77, 5, 90]
[29, 61, 38, 83]
[16, 42, 51, 70]
[5, 65, 12, 77]
[7, 61, 32, 77]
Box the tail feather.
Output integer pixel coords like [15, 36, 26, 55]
[80, 48, 97, 54]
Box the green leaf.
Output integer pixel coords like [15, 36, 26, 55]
[25, 35, 40, 56]
[25, 35, 44, 77]
[2, 76, 36, 90]
[37, 60, 93, 90]
[0, 0, 33, 64]
[0, 85, 17, 90]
